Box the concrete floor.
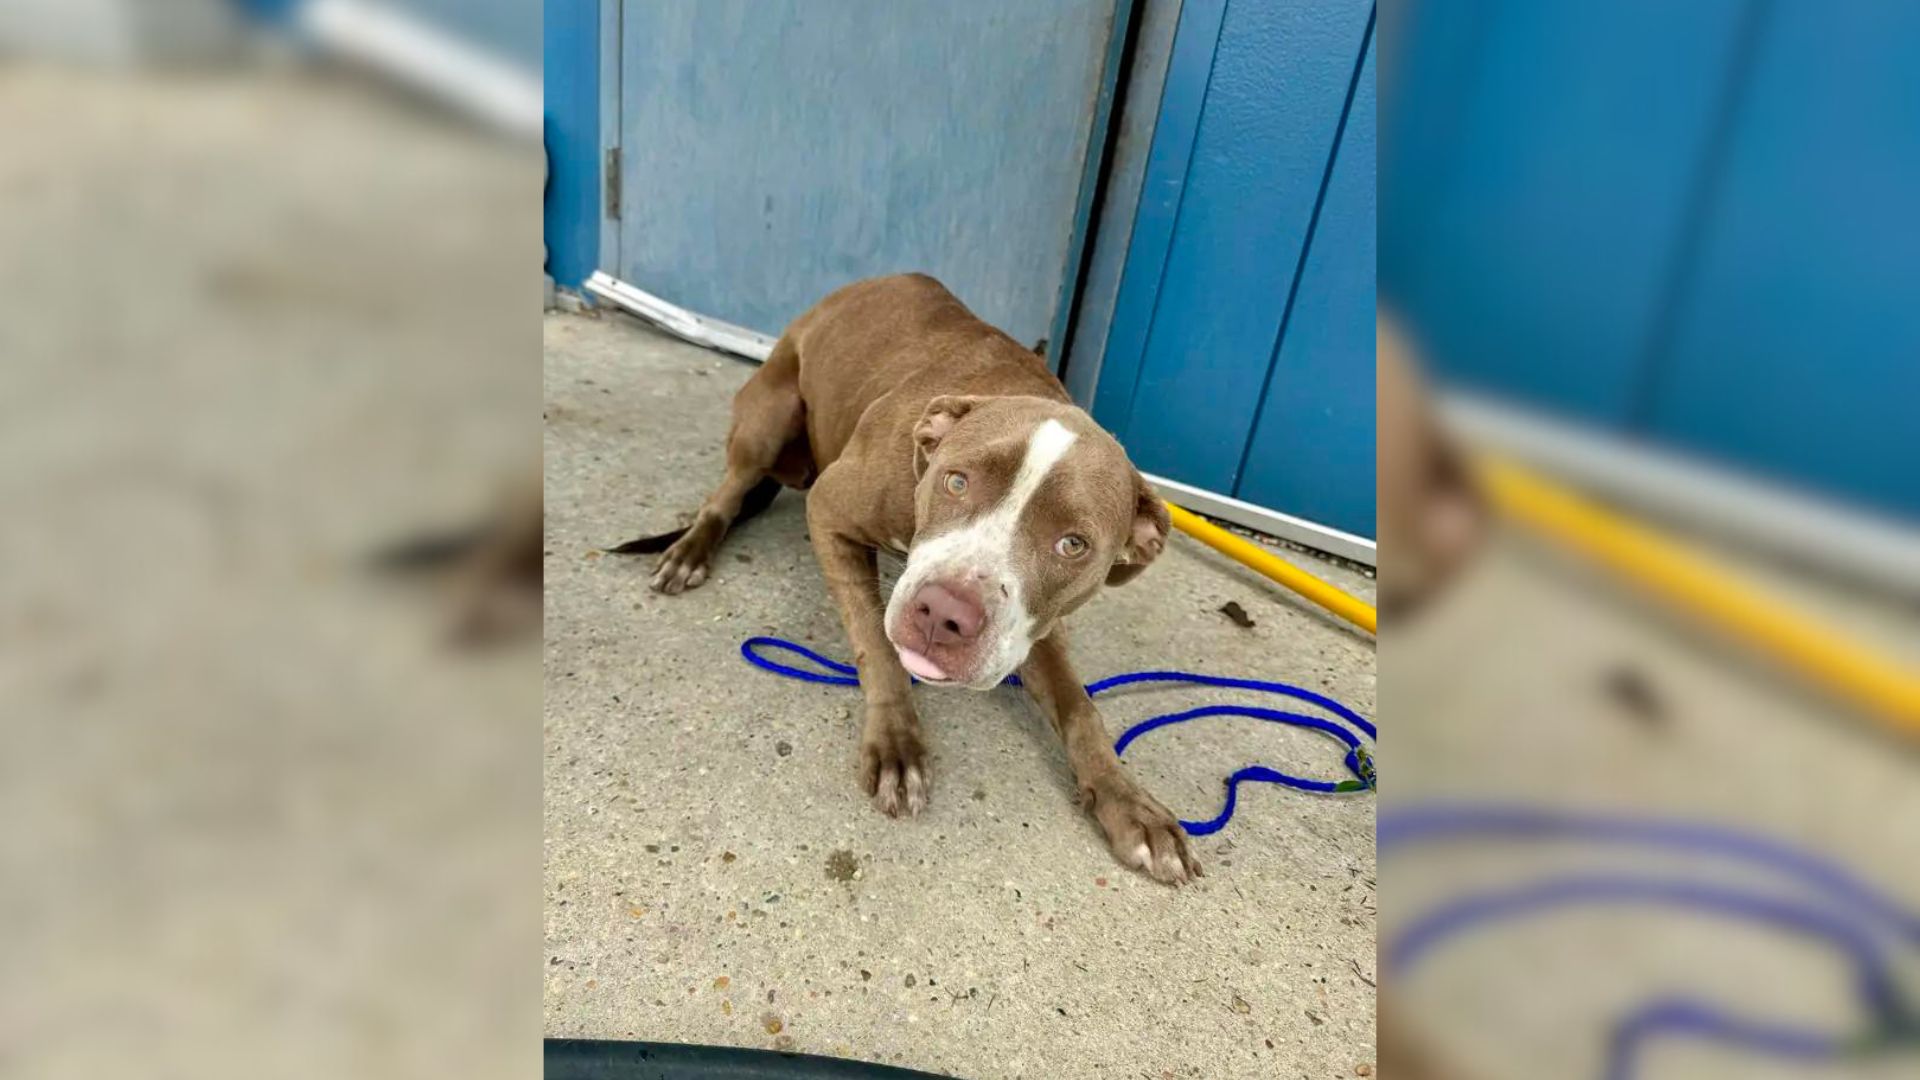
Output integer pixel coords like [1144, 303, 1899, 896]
[1382, 534, 1920, 1079]
[542, 310, 1379, 1078]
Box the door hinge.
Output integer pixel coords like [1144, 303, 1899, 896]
[604, 148, 622, 220]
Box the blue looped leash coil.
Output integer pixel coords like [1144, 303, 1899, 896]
[739, 635, 1375, 835]
[1381, 802, 1920, 1079]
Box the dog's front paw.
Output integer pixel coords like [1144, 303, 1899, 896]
[1084, 773, 1202, 885]
[650, 530, 714, 594]
[860, 721, 930, 818]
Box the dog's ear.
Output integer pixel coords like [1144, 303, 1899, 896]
[1106, 475, 1170, 587]
[913, 395, 983, 479]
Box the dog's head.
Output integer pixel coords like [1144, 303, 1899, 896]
[883, 395, 1169, 689]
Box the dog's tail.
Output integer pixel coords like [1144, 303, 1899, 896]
[604, 476, 782, 555]
[372, 524, 493, 570]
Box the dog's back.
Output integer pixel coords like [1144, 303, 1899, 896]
[784, 274, 1065, 471]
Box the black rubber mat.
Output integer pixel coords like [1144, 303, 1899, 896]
[545, 1039, 962, 1080]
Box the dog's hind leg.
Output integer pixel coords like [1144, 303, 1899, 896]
[649, 336, 809, 594]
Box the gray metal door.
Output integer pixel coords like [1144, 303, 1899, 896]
[602, 0, 1125, 349]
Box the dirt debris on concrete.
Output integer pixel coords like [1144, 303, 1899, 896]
[1218, 600, 1258, 629]
[823, 850, 860, 882]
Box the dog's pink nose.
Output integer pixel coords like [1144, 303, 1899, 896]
[911, 582, 985, 646]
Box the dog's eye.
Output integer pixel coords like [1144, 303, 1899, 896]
[1055, 534, 1088, 558]
[943, 471, 968, 497]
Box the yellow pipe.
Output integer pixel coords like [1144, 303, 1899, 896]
[1164, 501, 1378, 634]
[1481, 455, 1920, 737]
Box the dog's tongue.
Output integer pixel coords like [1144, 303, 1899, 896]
[896, 648, 949, 682]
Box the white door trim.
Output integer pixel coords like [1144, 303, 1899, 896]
[1145, 473, 1377, 567]
[586, 271, 778, 362]
[1443, 391, 1920, 598]
[299, 0, 541, 140]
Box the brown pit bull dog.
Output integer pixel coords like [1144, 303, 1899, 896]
[622, 273, 1201, 884]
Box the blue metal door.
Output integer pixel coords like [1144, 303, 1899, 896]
[604, 0, 1126, 349]
[1090, 0, 1378, 540]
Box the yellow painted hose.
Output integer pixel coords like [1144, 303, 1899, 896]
[1164, 501, 1378, 634]
[1481, 455, 1920, 737]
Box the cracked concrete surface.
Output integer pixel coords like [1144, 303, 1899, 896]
[543, 309, 1378, 1079]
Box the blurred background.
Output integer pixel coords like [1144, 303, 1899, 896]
[1378, 1, 1919, 1078]
[14, 0, 1917, 1076]
[0, 2, 540, 1078]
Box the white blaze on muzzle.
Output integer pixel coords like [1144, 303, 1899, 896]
[887, 418, 1079, 688]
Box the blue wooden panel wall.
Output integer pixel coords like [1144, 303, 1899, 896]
[1646, 2, 1920, 520]
[1088, 0, 1232, 429]
[545, 0, 599, 288]
[1379, 0, 1750, 430]
[1382, 0, 1920, 522]
[1239, 31, 1377, 537]
[608, 0, 1121, 347]
[1091, 0, 1378, 539]
[1060, 0, 1187, 410]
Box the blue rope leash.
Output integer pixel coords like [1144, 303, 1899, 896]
[739, 636, 1376, 834]
[1381, 802, 1920, 1078]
